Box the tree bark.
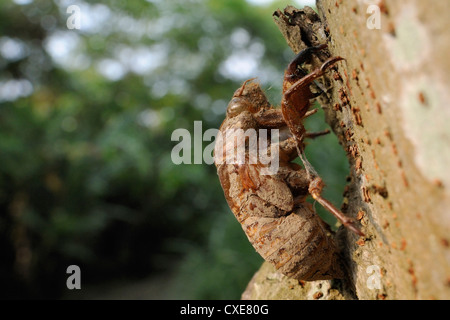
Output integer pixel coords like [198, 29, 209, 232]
[242, 0, 450, 300]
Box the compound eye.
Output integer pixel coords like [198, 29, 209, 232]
[226, 97, 249, 117]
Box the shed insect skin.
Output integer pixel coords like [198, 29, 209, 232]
[214, 45, 365, 281]
[214, 81, 344, 281]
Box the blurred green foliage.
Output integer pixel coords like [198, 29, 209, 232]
[0, 0, 347, 299]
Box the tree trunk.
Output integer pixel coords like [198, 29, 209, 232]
[242, 0, 450, 300]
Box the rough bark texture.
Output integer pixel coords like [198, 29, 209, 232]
[242, 0, 450, 300]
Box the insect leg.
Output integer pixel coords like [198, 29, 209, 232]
[285, 44, 328, 78]
[312, 56, 345, 94]
[304, 108, 318, 118]
[320, 56, 345, 73]
[304, 129, 330, 139]
[295, 148, 364, 236]
[284, 56, 344, 101]
[303, 109, 330, 139]
[254, 109, 286, 128]
[309, 177, 365, 236]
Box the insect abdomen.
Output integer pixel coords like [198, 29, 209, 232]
[241, 204, 343, 281]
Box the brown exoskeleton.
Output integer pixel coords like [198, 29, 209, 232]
[214, 80, 344, 280]
[214, 45, 363, 281]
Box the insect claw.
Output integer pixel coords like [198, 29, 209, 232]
[287, 44, 329, 77]
[304, 108, 319, 118]
[305, 129, 330, 139]
[320, 56, 345, 73]
[313, 43, 328, 51]
[342, 218, 365, 237]
[349, 223, 365, 237]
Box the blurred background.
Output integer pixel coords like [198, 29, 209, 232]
[0, 0, 348, 299]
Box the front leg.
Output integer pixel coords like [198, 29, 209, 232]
[282, 56, 345, 144]
[253, 108, 286, 128]
[254, 107, 321, 130]
[285, 44, 328, 80]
